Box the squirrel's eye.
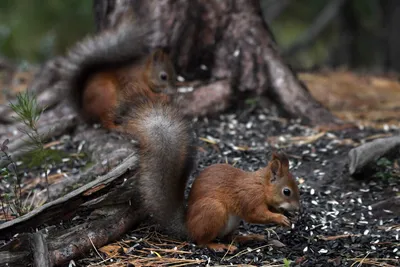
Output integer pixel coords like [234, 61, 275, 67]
[283, 188, 291, 197]
[159, 71, 168, 81]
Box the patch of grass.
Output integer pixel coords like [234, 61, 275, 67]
[376, 157, 392, 168]
[373, 156, 400, 181]
[244, 97, 259, 106]
[283, 258, 292, 267]
[374, 170, 394, 180]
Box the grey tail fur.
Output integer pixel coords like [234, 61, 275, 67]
[121, 98, 196, 239]
[58, 22, 154, 115]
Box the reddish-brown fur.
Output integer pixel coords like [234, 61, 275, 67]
[83, 72, 119, 129]
[186, 152, 301, 251]
[81, 49, 175, 129]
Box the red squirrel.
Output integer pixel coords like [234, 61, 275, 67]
[186, 152, 301, 252]
[59, 22, 196, 239]
[82, 49, 176, 129]
[60, 22, 177, 129]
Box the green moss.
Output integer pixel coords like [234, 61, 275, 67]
[373, 157, 400, 181]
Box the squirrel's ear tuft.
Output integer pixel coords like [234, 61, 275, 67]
[151, 46, 171, 62]
[269, 159, 281, 183]
[271, 151, 279, 161]
[150, 49, 165, 63]
[271, 151, 289, 170]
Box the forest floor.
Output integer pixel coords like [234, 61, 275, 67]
[73, 101, 399, 267]
[0, 69, 399, 266]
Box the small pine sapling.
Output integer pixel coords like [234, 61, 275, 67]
[9, 91, 61, 201]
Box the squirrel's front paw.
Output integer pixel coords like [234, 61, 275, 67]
[276, 214, 291, 227]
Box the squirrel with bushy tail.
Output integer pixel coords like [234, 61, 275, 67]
[58, 21, 301, 245]
[58, 22, 196, 239]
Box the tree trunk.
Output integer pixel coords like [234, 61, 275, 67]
[93, 0, 340, 125]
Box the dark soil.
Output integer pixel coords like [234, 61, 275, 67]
[75, 101, 400, 267]
[1, 101, 399, 266]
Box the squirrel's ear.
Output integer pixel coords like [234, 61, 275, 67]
[271, 151, 279, 161]
[271, 151, 289, 170]
[269, 159, 281, 183]
[151, 47, 171, 63]
[150, 49, 165, 63]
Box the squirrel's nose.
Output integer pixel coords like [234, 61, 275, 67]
[292, 201, 302, 213]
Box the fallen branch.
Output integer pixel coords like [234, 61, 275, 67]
[348, 135, 400, 175]
[0, 203, 142, 267]
[0, 151, 138, 238]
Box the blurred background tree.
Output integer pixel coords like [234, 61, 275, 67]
[0, 0, 398, 73]
[0, 0, 93, 63]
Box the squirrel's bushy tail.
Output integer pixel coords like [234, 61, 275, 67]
[59, 22, 153, 113]
[121, 98, 196, 239]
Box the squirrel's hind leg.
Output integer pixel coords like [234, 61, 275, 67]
[186, 197, 229, 245]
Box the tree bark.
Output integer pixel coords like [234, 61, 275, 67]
[93, 0, 340, 125]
